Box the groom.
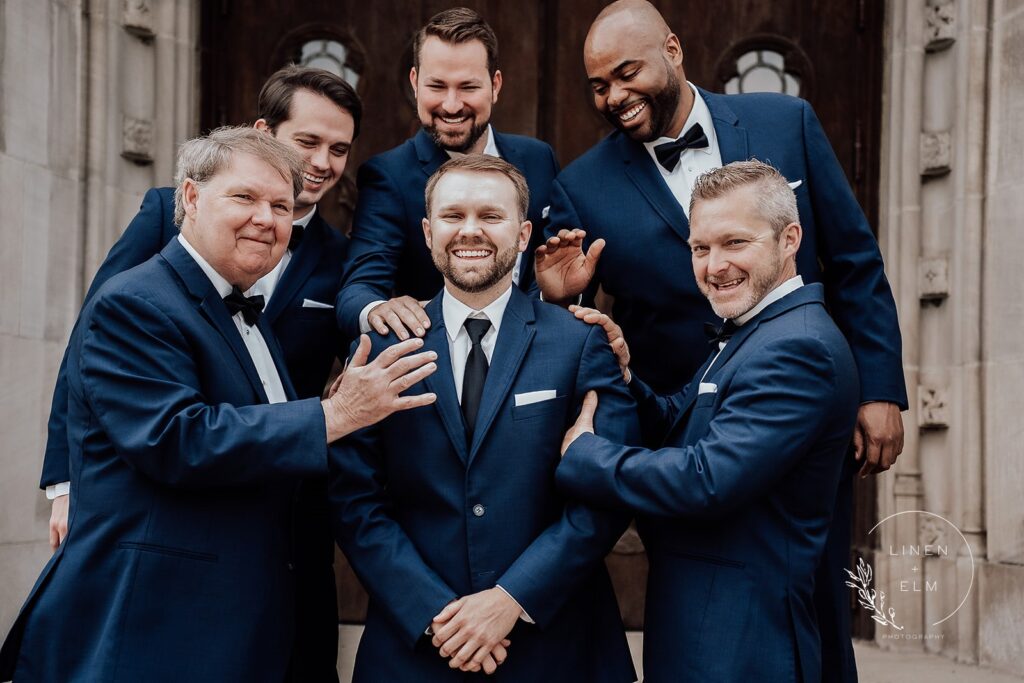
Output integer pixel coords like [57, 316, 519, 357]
[559, 161, 860, 683]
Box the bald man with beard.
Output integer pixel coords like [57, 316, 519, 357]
[537, 2, 907, 681]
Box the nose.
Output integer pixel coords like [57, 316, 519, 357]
[251, 200, 275, 227]
[607, 82, 628, 109]
[442, 88, 463, 114]
[706, 247, 730, 276]
[309, 144, 329, 172]
[458, 216, 483, 237]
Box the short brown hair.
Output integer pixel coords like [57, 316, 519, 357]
[690, 160, 798, 236]
[173, 126, 305, 226]
[257, 64, 363, 138]
[412, 7, 499, 76]
[424, 155, 529, 221]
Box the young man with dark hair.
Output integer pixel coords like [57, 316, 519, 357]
[336, 7, 560, 343]
[39, 65, 360, 682]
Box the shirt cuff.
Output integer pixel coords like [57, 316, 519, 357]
[358, 300, 387, 334]
[496, 584, 534, 624]
[46, 481, 71, 499]
[538, 292, 583, 307]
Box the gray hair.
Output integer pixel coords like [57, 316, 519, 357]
[173, 126, 305, 226]
[689, 160, 798, 236]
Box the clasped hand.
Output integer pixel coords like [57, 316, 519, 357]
[429, 587, 521, 674]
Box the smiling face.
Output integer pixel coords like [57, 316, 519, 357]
[422, 170, 530, 307]
[584, 13, 691, 142]
[180, 152, 295, 290]
[688, 184, 801, 319]
[255, 89, 354, 219]
[411, 37, 502, 154]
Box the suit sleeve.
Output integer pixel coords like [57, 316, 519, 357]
[557, 335, 851, 518]
[328, 341, 458, 647]
[627, 372, 690, 447]
[495, 324, 640, 627]
[801, 102, 907, 408]
[76, 291, 326, 488]
[40, 187, 173, 488]
[335, 159, 410, 339]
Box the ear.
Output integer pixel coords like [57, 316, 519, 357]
[491, 69, 503, 103]
[422, 216, 433, 249]
[253, 119, 271, 133]
[665, 33, 684, 68]
[780, 222, 802, 257]
[182, 178, 201, 219]
[517, 219, 532, 253]
[409, 67, 419, 97]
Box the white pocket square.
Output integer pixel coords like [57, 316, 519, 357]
[788, 179, 803, 190]
[302, 299, 333, 309]
[698, 382, 718, 395]
[515, 390, 557, 406]
[541, 205, 550, 219]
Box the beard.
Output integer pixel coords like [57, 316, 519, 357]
[424, 114, 490, 154]
[433, 240, 520, 293]
[604, 63, 683, 143]
[701, 251, 785, 320]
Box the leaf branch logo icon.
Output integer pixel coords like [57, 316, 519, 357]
[844, 557, 903, 630]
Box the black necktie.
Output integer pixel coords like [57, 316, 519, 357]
[703, 319, 738, 346]
[288, 224, 304, 251]
[652, 123, 709, 172]
[461, 318, 492, 436]
[223, 286, 265, 326]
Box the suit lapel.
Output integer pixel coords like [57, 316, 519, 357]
[161, 239, 269, 403]
[701, 88, 749, 165]
[414, 129, 450, 180]
[263, 213, 327, 324]
[468, 289, 536, 465]
[617, 133, 691, 242]
[420, 296, 470, 464]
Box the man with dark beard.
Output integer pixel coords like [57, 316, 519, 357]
[336, 7, 559, 342]
[330, 155, 638, 682]
[535, 2, 907, 680]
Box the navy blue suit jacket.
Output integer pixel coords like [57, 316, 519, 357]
[329, 288, 639, 682]
[40, 186, 348, 488]
[336, 129, 559, 339]
[1, 240, 327, 681]
[547, 89, 907, 406]
[557, 284, 860, 683]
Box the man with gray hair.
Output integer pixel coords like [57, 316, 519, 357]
[0, 127, 438, 682]
[558, 160, 861, 682]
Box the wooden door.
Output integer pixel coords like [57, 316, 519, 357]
[201, 0, 884, 635]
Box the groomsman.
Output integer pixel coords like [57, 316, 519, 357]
[331, 155, 638, 682]
[560, 161, 860, 683]
[536, 2, 906, 678]
[40, 65, 360, 681]
[336, 7, 559, 341]
[1, 127, 437, 682]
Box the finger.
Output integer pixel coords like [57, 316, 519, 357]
[382, 309, 410, 341]
[586, 238, 606, 267]
[481, 654, 497, 675]
[450, 640, 480, 669]
[48, 524, 59, 551]
[390, 362, 438, 394]
[851, 425, 864, 461]
[348, 335, 371, 368]
[370, 312, 390, 336]
[385, 350, 439, 382]
[392, 393, 437, 411]
[469, 645, 494, 672]
[376, 336, 426, 367]
[491, 642, 508, 664]
[580, 390, 599, 424]
[394, 303, 427, 337]
[433, 598, 465, 624]
[440, 630, 471, 660]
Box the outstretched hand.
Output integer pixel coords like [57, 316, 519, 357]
[569, 305, 631, 382]
[322, 335, 437, 442]
[366, 296, 430, 340]
[534, 229, 605, 305]
[561, 390, 598, 456]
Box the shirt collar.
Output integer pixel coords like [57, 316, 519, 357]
[442, 284, 513, 342]
[292, 204, 316, 229]
[445, 125, 501, 159]
[643, 82, 716, 159]
[177, 233, 237, 298]
[733, 275, 804, 326]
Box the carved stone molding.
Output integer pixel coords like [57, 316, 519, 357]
[121, 115, 154, 164]
[919, 385, 950, 429]
[920, 515, 949, 547]
[919, 257, 950, 302]
[925, 0, 956, 53]
[921, 130, 952, 177]
[122, 0, 155, 40]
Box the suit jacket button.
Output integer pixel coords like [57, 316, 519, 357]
[472, 504, 485, 517]
[287, 562, 295, 571]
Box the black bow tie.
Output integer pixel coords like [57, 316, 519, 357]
[703, 319, 738, 346]
[652, 123, 709, 172]
[288, 224, 304, 251]
[223, 286, 265, 326]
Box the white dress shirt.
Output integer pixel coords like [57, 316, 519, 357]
[358, 125, 520, 334]
[642, 82, 723, 218]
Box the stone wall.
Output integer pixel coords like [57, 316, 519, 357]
[0, 0, 197, 636]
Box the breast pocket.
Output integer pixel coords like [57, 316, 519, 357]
[511, 395, 568, 421]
